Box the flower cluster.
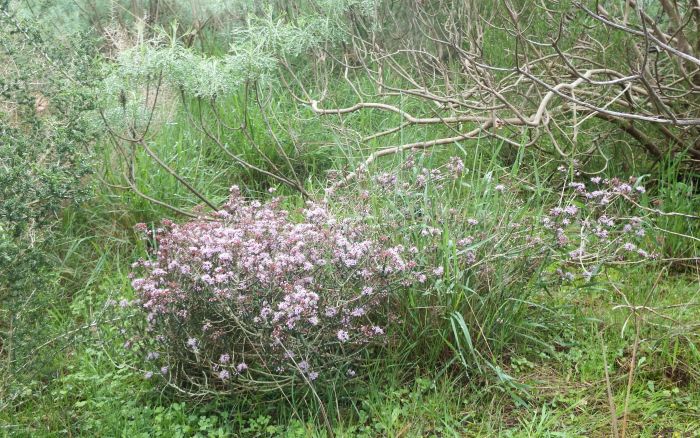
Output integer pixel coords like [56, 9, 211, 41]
[124, 187, 419, 395]
[543, 176, 657, 282]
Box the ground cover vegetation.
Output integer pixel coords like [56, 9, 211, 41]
[1, 0, 699, 436]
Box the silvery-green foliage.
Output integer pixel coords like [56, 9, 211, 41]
[15, 0, 248, 35]
[98, 0, 378, 109]
[234, 11, 343, 57]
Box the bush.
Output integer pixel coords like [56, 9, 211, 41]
[122, 186, 421, 396]
[119, 151, 664, 401]
[343, 155, 661, 384]
[0, 7, 99, 413]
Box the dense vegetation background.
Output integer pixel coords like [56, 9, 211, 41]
[1, 0, 699, 436]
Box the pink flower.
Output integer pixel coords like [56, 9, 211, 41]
[446, 156, 465, 178]
[127, 186, 420, 390]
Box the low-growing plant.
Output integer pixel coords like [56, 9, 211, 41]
[341, 154, 662, 386]
[120, 186, 422, 397]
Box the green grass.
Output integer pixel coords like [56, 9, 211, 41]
[4, 268, 699, 436]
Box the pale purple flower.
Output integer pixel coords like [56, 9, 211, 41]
[127, 185, 420, 389]
[160, 366, 169, 375]
[616, 183, 632, 194]
[236, 362, 248, 373]
[595, 228, 609, 239]
[563, 205, 578, 216]
[146, 351, 160, 360]
[144, 371, 154, 379]
[569, 248, 584, 259]
[623, 242, 637, 251]
[494, 184, 505, 192]
[308, 371, 319, 381]
[337, 330, 350, 342]
[556, 229, 569, 246]
[568, 182, 586, 193]
[458, 237, 474, 247]
[464, 251, 476, 264]
[598, 215, 614, 227]
[467, 218, 479, 226]
[446, 156, 465, 178]
[219, 370, 230, 380]
[351, 307, 366, 317]
[375, 172, 397, 188]
[433, 266, 444, 276]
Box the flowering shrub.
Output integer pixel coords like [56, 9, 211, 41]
[360, 156, 658, 288]
[545, 176, 657, 283]
[120, 154, 664, 395]
[336, 155, 663, 383]
[124, 187, 418, 395]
